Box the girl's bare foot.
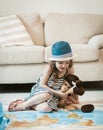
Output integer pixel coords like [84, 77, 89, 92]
[8, 99, 24, 112]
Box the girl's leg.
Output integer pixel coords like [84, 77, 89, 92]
[34, 102, 52, 112]
[15, 93, 51, 111]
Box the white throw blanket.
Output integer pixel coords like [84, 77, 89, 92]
[0, 15, 33, 47]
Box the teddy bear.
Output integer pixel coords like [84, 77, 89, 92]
[58, 74, 94, 113]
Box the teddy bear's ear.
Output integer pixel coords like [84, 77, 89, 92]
[72, 75, 79, 81]
[64, 75, 73, 87]
[76, 80, 83, 87]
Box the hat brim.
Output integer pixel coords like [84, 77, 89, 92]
[48, 55, 75, 61]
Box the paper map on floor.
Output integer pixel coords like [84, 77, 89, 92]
[5, 105, 103, 129]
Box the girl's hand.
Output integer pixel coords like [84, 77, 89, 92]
[53, 90, 68, 99]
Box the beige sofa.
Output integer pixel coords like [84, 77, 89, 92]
[0, 12, 103, 84]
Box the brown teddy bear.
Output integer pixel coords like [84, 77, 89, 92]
[58, 74, 94, 113]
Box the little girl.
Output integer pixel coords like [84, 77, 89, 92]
[8, 41, 88, 112]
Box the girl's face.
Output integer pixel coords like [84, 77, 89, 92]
[55, 61, 70, 72]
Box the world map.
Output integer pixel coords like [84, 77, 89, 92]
[5, 105, 103, 129]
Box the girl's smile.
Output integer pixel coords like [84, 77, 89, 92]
[55, 61, 70, 72]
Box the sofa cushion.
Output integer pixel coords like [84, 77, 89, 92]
[45, 13, 103, 46]
[0, 15, 33, 47]
[0, 46, 45, 65]
[45, 44, 99, 63]
[18, 12, 44, 46]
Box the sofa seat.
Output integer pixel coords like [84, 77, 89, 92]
[45, 44, 99, 63]
[0, 46, 45, 65]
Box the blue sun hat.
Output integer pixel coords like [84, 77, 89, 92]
[0, 102, 10, 130]
[49, 41, 74, 61]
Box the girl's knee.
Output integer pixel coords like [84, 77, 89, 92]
[35, 103, 52, 112]
[42, 106, 52, 112]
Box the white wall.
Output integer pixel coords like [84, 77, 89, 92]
[0, 0, 103, 18]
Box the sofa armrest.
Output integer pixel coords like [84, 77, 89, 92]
[99, 49, 103, 61]
[88, 34, 103, 49]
